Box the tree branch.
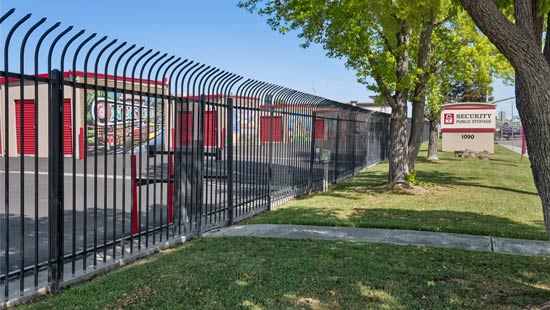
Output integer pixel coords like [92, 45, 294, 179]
[413, 11, 436, 102]
[434, 14, 453, 28]
[374, 24, 394, 54]
[460, 0, 544, 73]
[514, 0, 544, 47]
[363, 45, 396, 108]
[394, 19, 411, 105]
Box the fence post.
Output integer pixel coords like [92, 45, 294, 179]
[48, 69, 64, 294]
[334, 116, 340, 183]
[267, 103, 275, 210]
[227, 97, 235, 225]
[351, 113, 356, 176]
[308, 112, 316, 192]
[366, 121, 370, 166]
[197, 95, 205, 237]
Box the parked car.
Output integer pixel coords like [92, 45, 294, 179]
[502, 126, 521, 139]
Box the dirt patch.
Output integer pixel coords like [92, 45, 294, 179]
[113, 285, 155, 309]
[524, 301, 550, 310]
[296, 297, 323, 310]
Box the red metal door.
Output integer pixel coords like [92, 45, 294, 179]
[64, 99, 73, 155]
[176, 111, 192, 146]
[315, 119, 325, 140]
[260, 116, 270, 143]
[204, 111, 217, 146]
[260, 116, 283, 143]
[272, 116, 283, 142]
[15, 99, 36, 155]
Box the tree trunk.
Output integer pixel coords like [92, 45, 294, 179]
[389, 101, 409, 184]
[515, 74, 550, 240]
[408, 15, 435, 171]
[427, 119, 439, 160]
[460, 0, 550, 239]
[387, 20, 411, 185]
[408, 97, 425, 170]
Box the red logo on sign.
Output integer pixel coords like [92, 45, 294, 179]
[444, 113, 454, 125]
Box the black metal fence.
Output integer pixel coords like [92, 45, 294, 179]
[0, 9, 429, 304]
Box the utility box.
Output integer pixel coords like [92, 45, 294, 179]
[319, 148, 331, 163]
[440, 102, 496, 154]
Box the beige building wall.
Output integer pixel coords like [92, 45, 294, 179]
[0, 82, 81, 158]
[0, 74, 169, 158]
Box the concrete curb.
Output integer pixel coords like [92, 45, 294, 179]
[205, 224, 550, 257]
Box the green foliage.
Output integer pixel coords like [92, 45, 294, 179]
[424, 9, 513, 121]
[239, 0, 445, 97]
[239, 0, 512, 118]
[405, 170, 435, 187]
[405, 170, 419, 185]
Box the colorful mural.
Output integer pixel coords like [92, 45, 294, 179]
[233, 109, 257, 145]
[288, 114, 312, 142]
[86, 91, 163, 154]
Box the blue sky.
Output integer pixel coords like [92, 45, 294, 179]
[1, 0, 517, 116]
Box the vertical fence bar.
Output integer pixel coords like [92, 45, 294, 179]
[267, 100, 275, 211]
[48, 69, 64, 294]
[334, 115, 340, 183]
[227, 97, 235, 225]
[309, 112, 316, 192]
[197, 94, 205, 236]
[351, 112, 357, 175]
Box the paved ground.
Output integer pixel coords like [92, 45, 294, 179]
[0, 146, 371, 278]
[496, 139, 528, 157]
[205, 224, 550, 257]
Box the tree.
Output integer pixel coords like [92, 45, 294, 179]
[423, 10, 513, 160]
[446, 80, 494, 102]
[239, 0, 451, 184]
[459, 0, 550, 238]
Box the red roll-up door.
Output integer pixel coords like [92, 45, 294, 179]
[64, 99, 73, 155]
[260, 116, 283, 143]
[272, 116, 283, 142]
[204, 111, 218, 147]
[260, 116, 270, 143]
[15, 99, 36, 155]
[176, 111, 192, 146]
[315, 119, 325, 140]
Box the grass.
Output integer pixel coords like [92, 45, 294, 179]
[246, 144, 546, 240]
[21, 237, 550, 310]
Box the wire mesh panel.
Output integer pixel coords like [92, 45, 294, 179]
[0, 8, 430, 305]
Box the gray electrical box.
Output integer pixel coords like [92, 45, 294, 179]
[319, 148, 331, 163]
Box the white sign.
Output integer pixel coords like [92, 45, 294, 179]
[440, 109, 496, 130]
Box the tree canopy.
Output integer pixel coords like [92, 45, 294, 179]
[240, 0, 511, 183]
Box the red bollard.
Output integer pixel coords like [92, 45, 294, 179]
[79, 127, 85, 160]
[520, 125, 527, 155]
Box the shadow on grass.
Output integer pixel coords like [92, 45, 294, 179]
[416, 170, 538, 196]
[327, 165, 537, 197]
[255, 206, 546, 240]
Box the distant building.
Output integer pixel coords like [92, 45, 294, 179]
[348, 100, 391, 114]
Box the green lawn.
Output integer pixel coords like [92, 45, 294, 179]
[246, 144, 546, 240]
[22, 238, 550, 310]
